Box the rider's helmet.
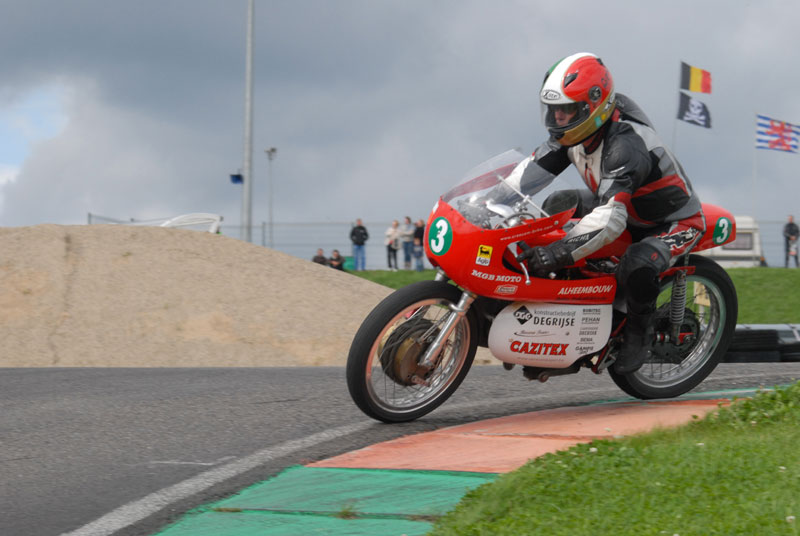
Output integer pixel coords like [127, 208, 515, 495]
[540, 52, 616, 146]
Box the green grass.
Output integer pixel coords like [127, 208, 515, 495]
[727, 268, 800, 323]
[352, 267, 800, 323]
[350, 268, 439, 288]
[429, 383, 800, 536]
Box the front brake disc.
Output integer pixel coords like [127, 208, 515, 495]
[379, 319, 434, 385]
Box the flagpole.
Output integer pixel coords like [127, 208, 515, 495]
[672, 63, 680, 154]
[671, 116, 678, 155]
[753, 113, 759, 265]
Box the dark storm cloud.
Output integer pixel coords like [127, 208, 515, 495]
[0, 0, 798, 266]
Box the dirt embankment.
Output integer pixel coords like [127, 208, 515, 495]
[0, 224, 395, 367]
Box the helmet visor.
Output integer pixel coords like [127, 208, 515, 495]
[541, 101, 591, 133]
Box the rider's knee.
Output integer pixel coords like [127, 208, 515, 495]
[542, 189, 597, 218]
[617, 238, 671, 309]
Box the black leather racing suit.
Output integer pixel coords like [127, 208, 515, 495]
[514, 94, 706, 315]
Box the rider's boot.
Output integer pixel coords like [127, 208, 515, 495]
[614, 311, 654, 374]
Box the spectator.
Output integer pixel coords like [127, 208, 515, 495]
[329, 249, 345, 270]
[312, 248, 328, 266]
[349, 218, 369, 271]
[400, 216, 415, 270]
[413, 219, 426, 243]
[785, 215, 799, 268]
[413, 219, 426, 271]
[384, 220, 401, 271]
[413, 237, 425, 272]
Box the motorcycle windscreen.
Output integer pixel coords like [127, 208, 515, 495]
[442, 150, 525, 205]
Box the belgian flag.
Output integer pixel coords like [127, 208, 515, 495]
[680, 62, 712, 94]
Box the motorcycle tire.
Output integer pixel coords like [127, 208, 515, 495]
[346, 280, 478, 423]
[609, 254, 738, 399]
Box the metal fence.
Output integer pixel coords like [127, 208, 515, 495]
[87, 213, 795, 271]
[87, 214, 423, 271]
[220, 221, 424, 271]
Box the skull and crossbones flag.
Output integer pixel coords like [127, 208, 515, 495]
[677, 92, 711, 128]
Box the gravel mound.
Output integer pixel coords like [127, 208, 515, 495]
[0, 224, 393, 367]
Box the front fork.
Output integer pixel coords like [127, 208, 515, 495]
[414, 289, 476, 380]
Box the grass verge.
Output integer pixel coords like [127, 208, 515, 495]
[429, 383, 800, 536]
[726, 267, 800, 323]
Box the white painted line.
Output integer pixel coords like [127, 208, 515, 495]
[59, 421, 373, 536]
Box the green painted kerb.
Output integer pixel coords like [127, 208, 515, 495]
[154, 465, 497, 536]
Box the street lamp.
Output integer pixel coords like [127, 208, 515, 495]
[241, 0, 255, 242]
[265, 147, 277, 248]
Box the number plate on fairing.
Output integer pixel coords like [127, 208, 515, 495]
[487, 302, 613, 367]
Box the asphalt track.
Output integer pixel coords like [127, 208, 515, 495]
[151, 388, 756, 535]
[6, 366, 795, 535]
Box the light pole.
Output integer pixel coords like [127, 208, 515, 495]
[265, 147, 277, 248]
[241, 0, 255, 242]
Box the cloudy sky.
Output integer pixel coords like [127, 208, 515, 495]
[1, 0, 798, 261]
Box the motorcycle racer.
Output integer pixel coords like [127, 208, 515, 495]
[515, 52, 706, 374]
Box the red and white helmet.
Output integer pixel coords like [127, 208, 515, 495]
[540, 52, 616, 146]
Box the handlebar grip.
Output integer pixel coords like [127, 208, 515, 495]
[516, 242, 533, 262]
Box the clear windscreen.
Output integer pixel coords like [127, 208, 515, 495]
[441, 149, 576, 229]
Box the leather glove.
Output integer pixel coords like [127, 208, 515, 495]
[516, 240, 573, 278]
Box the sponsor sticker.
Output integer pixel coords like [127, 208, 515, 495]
[557, 284, 614, 296]
[476, 244, 492, 266]
[509, 341, 569, 356]
[471, 269, 522, 283]
[513, 305, 532, 325]
[494, 284, 518, 296]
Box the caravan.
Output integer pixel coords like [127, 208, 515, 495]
[697, 215, 765, 267]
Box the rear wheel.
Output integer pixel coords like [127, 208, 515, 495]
[346, 280, 478, 422]
[610, 255, 738, 399]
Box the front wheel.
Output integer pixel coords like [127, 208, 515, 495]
[346, 280, 478, 423]
[609, 255, 738, 399]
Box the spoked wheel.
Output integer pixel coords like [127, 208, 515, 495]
[610, 255, 738, 399]
[346, 280, 478, 422]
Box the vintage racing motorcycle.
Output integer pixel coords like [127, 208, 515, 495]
[346, 150, 738, 423]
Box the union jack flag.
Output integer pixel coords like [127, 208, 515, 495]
[755, 114, 800, 153]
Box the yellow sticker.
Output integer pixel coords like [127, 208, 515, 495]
[476, 245, 492, 266]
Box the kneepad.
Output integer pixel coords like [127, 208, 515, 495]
[542, 189, 597, 218]
[617, 238, 671, 310]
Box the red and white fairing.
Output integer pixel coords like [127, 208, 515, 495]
[488, 302, 613, 367]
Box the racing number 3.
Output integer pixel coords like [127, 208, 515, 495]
[429, 217, 453, 256]
[712, 217, 732, 245]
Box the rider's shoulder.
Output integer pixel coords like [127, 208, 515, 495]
[602, 122, 651, 175]
[615, 94, 654, 127]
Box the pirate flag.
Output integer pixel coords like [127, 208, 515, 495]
[677, 92, 711, 128]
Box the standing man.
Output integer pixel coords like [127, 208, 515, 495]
[400, 216, 415, 270]
[350, 218, 369, 271]
[384, 220, 401, 271]
[784, 215, 799, 268]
